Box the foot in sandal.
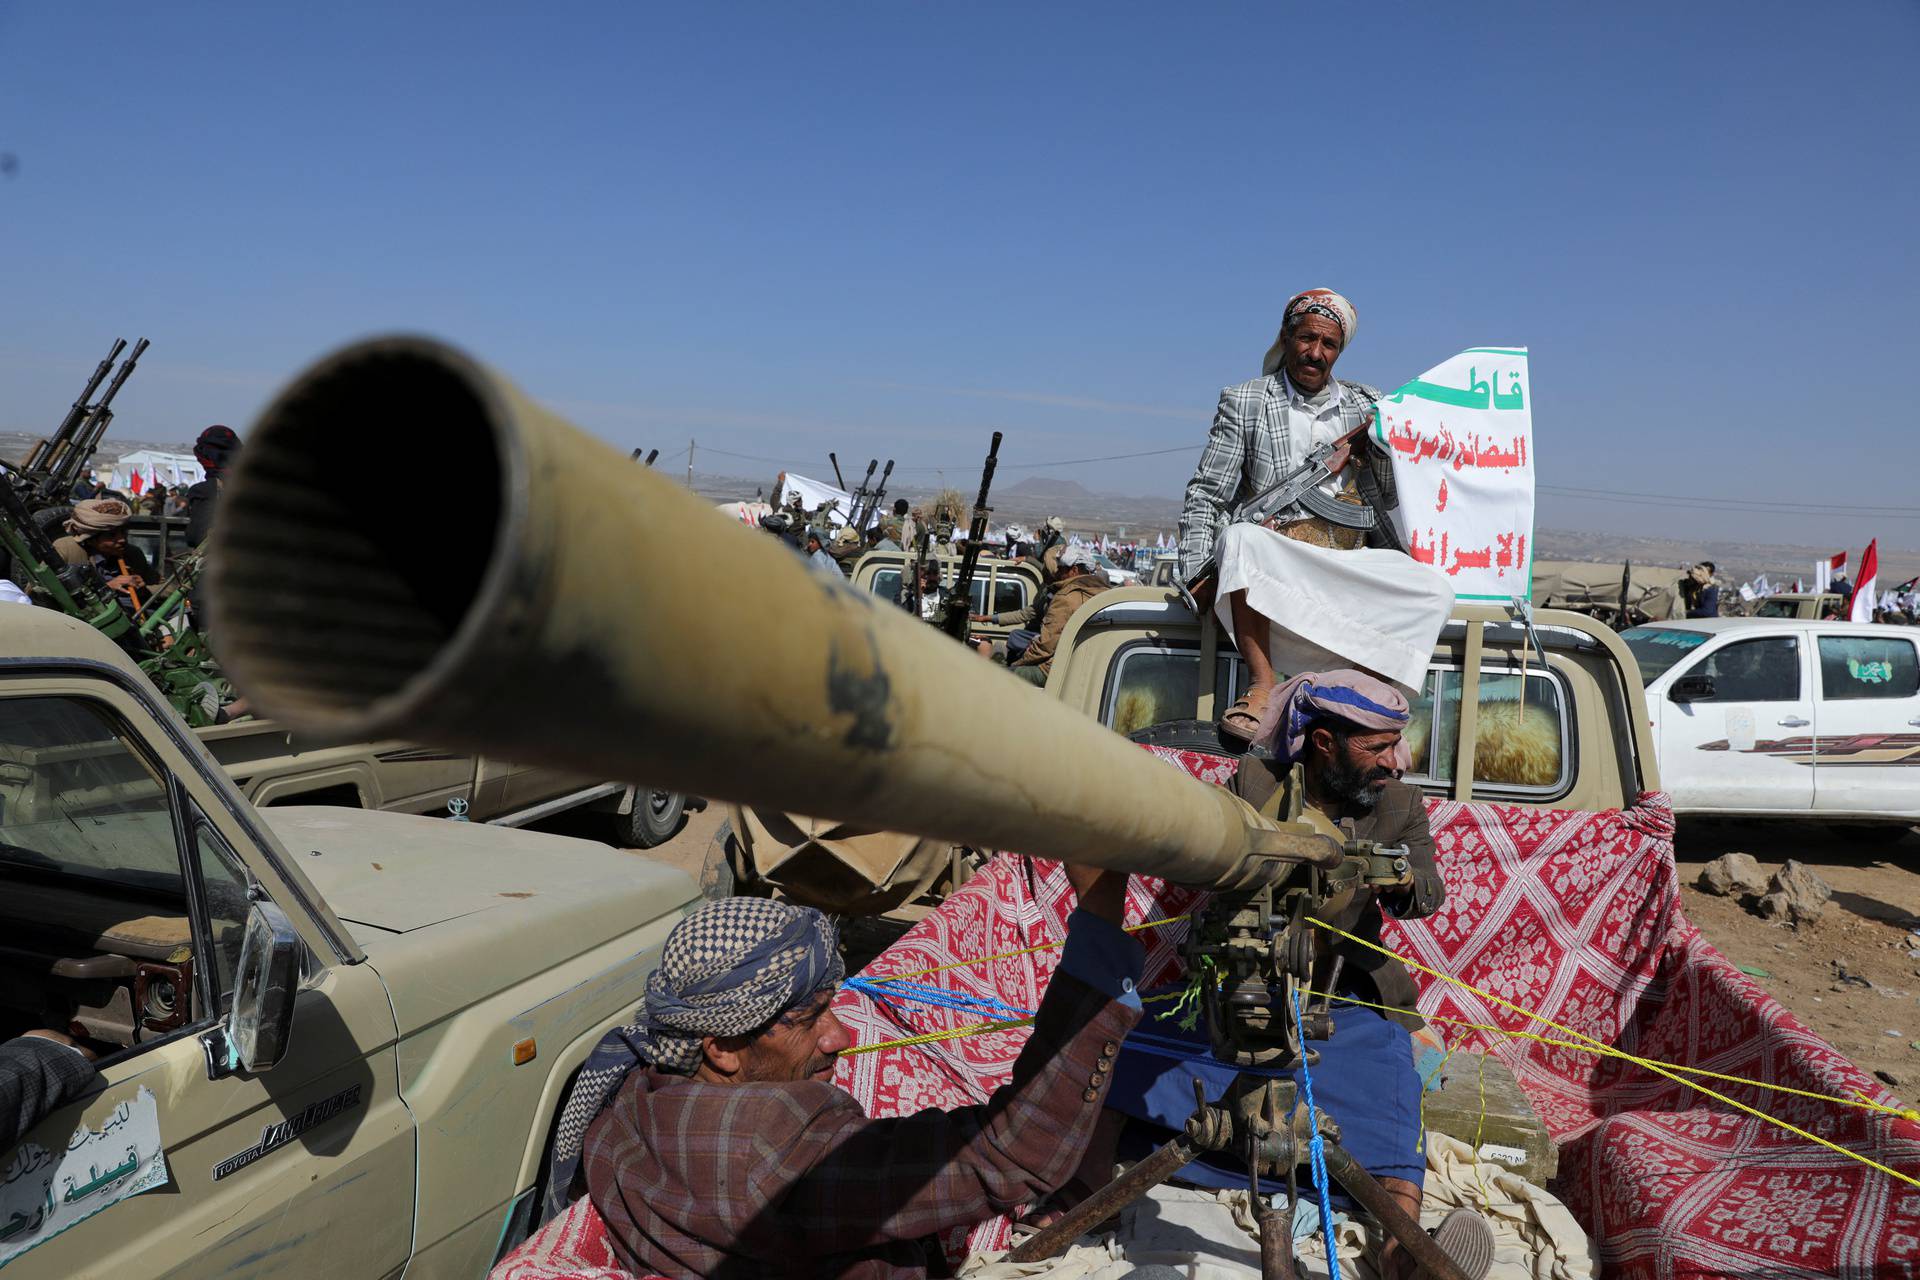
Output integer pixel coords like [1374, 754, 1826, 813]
[1216, 687, 1271, 744]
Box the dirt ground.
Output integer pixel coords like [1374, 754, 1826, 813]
[1673, 818, 1920, 1094]
[573, 801, 1920, 1096]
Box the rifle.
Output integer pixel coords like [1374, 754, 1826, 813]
[41, 337, 149, 505]
[940, 432, 1002, 642]
[1180, 417, 1376, 613]
[24, 338, 125, 475]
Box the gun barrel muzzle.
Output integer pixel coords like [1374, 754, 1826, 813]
[208, 337, 1330, 892]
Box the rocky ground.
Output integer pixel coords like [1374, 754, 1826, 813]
[1676, 819, 1920, 1095]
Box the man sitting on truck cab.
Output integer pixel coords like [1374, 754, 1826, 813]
[554, 886, 1142, 1279]
[1006, 546, 1111, 685]
[1094, 670, 1493, 1280]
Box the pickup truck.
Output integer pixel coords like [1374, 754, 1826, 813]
[849, 550, 1044, 642]
[715, 586, 1657, 921]
[1048, 585, 1655, 812]
[0, 606, 699, 1277]
[1621, 617, 1920, 827]
[1750, 591, 1845, 620]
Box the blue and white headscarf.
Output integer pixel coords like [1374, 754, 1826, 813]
[1252, 669, 1413, 772]
[545, 897, 843, 1219]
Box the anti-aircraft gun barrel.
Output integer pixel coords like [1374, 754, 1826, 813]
[48, 337, 149, 501]
[207, 336, 1338, 893]
[26, 337, 126, 475]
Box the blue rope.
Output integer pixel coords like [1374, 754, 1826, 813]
[1290, 983, 1342, 1280]
[843, 975, 1035, 1023]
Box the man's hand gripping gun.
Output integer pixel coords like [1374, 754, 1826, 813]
[1178, 416, 1377, 616]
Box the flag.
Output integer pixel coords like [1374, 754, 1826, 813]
[1849, 540, 1878, 623]
[128, 469, 144, 496]
[1739, 584, 1756, 603]
[1830, 550, 1848, 577]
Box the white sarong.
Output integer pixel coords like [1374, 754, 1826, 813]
[1213, 523, 1454, 693]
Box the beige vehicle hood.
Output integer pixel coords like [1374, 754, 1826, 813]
[263, 806, 690, 934]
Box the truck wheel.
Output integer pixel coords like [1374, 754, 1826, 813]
[611, 788, 685, 848]
[1125, 718, 1247, 762]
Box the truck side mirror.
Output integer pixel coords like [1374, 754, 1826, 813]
[206, 901, 300, 1077]
[1670, 673, 1716, 704]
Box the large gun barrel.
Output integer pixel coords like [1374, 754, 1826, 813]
[207, 337, 1334, 892]
[27, 337, 127, 474]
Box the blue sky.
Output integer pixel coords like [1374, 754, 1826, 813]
[2, 3, 1915, 547]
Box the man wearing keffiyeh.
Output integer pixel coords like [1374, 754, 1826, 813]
[1178, 288, 1454, 745]
[555, 874, 1145, 1279]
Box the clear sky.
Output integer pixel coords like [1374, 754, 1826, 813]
[2, 3, 1915, 547]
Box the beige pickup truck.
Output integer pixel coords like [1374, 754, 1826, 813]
[201, 718, 695, 848]
[0, 608, 698, 1277]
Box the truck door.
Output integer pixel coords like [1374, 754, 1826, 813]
[1810, 631, 1920, 818]
[0, 684, 414, 1280]
[1658, 635, 1816, 812]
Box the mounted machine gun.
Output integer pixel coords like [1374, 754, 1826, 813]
[17, 337, 150, 508]
[206, 337, 1469, 1280]
[938, 430, 1001, 643]
[0, 469, 229, 725]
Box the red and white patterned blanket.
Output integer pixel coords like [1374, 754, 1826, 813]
[496, 745, 1920, 1278]
[834, 748, 1920, 1279]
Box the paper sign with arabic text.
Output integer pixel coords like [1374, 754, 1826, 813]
[0, 1086, 169, 1265]
[1370, 348, 1533, 602]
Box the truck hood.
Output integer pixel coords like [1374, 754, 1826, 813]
[262, 807, 695, 934]
[262, 807, 698, 1045]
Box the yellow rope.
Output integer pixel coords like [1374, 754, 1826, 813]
[1305, 917, 1920, 1191]
[1300, 987, 1920, 1125]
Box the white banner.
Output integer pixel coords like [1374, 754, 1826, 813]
[1371, 348, 1534, 602]
[772, 472, 878, 528]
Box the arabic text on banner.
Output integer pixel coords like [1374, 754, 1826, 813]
[1370, 348, 1533, 603]
[0, 1086, 169, 1265]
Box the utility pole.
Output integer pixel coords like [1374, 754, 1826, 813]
[687, 438, 695, 489]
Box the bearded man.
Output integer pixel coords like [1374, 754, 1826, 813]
[552, 880, 1142, 1279]
[1096, 671, 1492, 1280]
[1178, 289, 1452, 743]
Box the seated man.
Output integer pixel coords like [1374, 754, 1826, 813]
[50, 498, 154, 613]
[1177, 289, 1452, 743]
[972, 544, 1062, 663]
[898, 559, 948, 621]
[3, 1030, 100, 1149]
[1098, 670, 1492, 1279]
[555, 885, 1140, 1279]
[803, 529, 842, 579]
[1006, 547, 1110, 686]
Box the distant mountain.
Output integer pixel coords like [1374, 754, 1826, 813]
[1002, 475, 1095, 500]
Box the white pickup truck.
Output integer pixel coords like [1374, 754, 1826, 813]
[1621, 618, 1920, 828]
[0, 607, 699, 1277]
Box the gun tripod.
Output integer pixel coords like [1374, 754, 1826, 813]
[1008, 1071, 1467, 1280]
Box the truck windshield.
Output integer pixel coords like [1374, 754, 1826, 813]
[1620, 627, 1711, 684]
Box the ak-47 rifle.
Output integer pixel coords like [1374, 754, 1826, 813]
[34, 338, 149, 506]
[1180, 417, 1376, 613]
[939, 431, 1002, 642]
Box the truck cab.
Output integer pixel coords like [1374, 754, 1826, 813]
[849, 551, 1045, 642]
[0, 609, 697, 1278]
[1751, 592, 1845, 620]
[1044, 585, 1657, 811]
[1622, 617, 1920, 823]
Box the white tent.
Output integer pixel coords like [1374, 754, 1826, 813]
[104, 449, 204, 494]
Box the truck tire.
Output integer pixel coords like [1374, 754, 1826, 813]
[610, 788, 686, 848]
[1125, 718, 1248, 763]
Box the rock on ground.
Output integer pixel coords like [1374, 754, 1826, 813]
[1755, 859, 1834, 926]
[1698, 852, 1769, 897]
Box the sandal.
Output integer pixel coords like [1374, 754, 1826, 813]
[1430, 1208, 1495, 1280]
[1216, 688, 1270, 745]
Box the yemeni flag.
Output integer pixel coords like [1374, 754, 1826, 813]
[1849, 540, 1879, 623]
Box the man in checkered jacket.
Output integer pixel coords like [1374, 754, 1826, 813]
[1177, 288, 1452, 744]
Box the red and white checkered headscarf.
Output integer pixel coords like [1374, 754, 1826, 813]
[1261, 288, 1357, 375]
